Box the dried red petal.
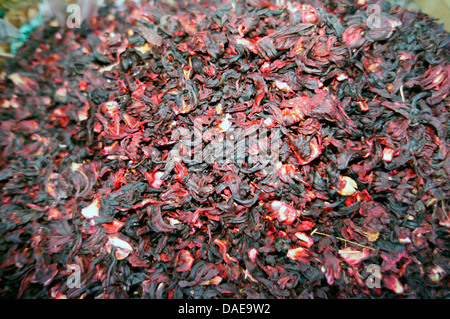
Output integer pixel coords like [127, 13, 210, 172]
[106, 235, 133, 260]
[287, 247, 313, 263]
[383, 274, 405, 295]
[337, 176, 358, 196]
[102, 219, 125, 234]
[248, 248, 258, 262]
[175, 250, 194, 272]
[268, 201, 298, 225]
[338, 247, 370, 265]
[129, 253, 150, 267]
[342, 26, 365, 47]
[144, 171, 164, 189]
[294, 232, 314, 248]
[300, 5, 317, 23]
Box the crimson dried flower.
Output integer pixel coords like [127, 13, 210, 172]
[0, 0, 448, 300]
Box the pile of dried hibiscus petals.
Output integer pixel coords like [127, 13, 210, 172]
[0, 0, 448, 299]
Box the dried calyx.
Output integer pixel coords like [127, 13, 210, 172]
[0, 0, 448, 299]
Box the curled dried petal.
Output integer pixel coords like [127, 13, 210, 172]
[338, 247, 369, 265]
[287, 247, 313, 263]
[175, 250, 194, 272]
[383, 274, 405, 294]
[337, 176, 358, 196]
[268, 201, 298, 225]
[107, 235, 133, 260]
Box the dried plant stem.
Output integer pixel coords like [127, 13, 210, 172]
[311, 229, 375, 250]
[400, 85, 405, 102]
